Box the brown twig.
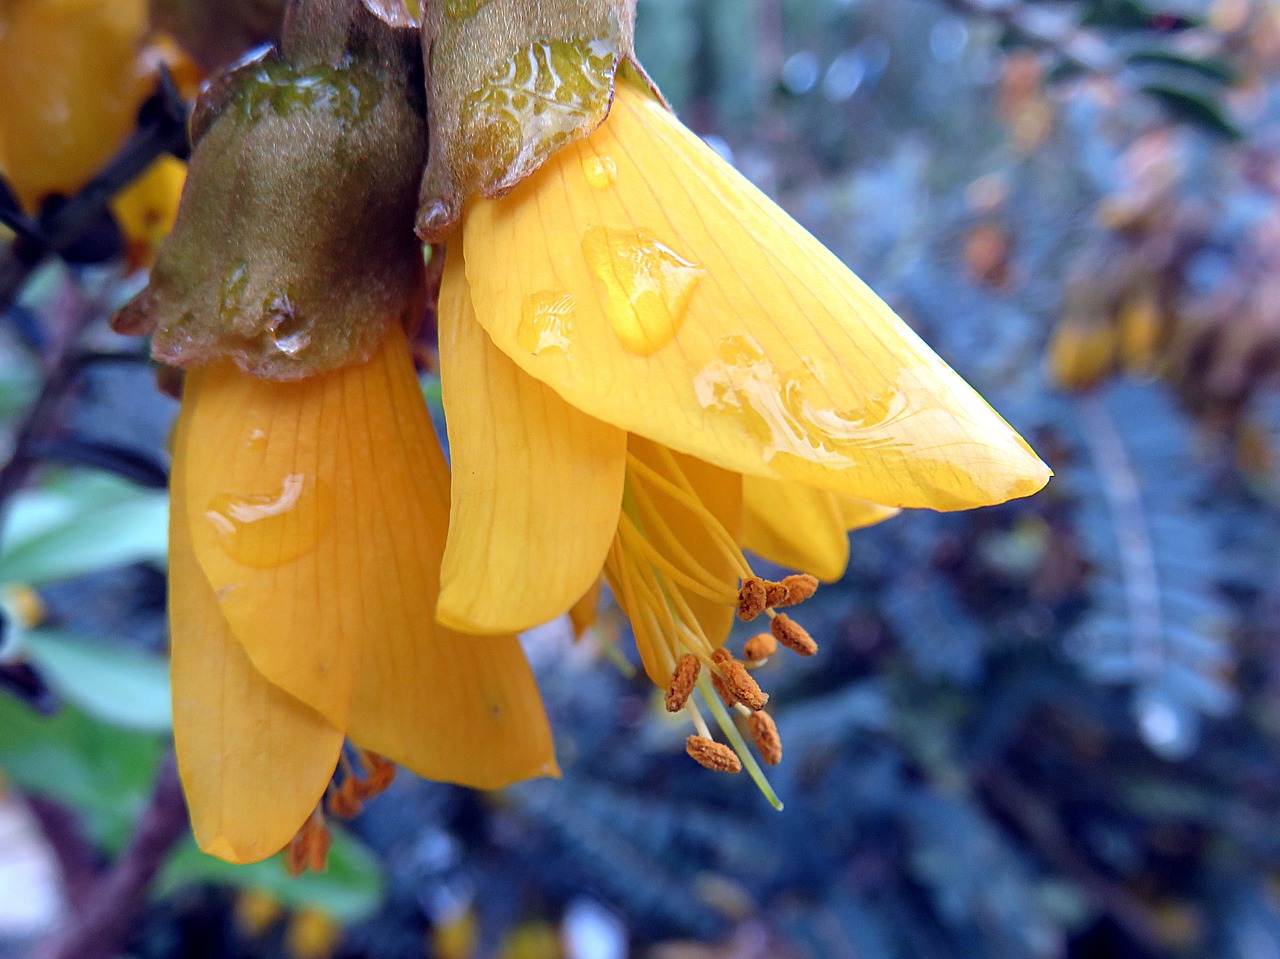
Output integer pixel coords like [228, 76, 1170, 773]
[23, 796, 101, 908]
[29, 754, 188, 959]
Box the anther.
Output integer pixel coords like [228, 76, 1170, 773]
[743, 632, 778, 662]
[285, 811, 331, 876]
[749, 711, 783, 765]
[712, 648, 769, 711]
[665, 654, 701, 712]
[737, 577, 769, 621]
[686, 735, 742, 773]
[777, 573, 819, 606]
[710, 670, 737, 707]
[327, 782, 363, 819]
[765, 581, 790, 607]
[771, 614, 818, 656]
[360, 751, 396, 796]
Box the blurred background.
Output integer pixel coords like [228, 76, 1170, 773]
[3, 0, 1280, 956]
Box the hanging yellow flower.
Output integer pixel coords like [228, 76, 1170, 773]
[433, 77, 1050, 793]
[117, 1, 557, 864]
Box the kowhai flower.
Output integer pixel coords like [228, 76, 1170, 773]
[434, 76, 1050, 792]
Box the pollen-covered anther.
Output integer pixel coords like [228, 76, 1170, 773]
[749, 711, 783, 765]
[777, 573, 819, 607]
[764, 581, 790, 607]
[737, 577, 769, 621]
[326, 781, 363, 819]
[686, 735, 742, 773]
[710, 670, 737, 707]
[743, 632, 778, 662]
[712, 648, 769, 711]
[359, 751, 396, 797]
[285, 810, 331, 876]
[770, 613, 819, 656]
[665, 653, 701, 712]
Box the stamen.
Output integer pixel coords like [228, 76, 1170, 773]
[711, 648, 768, 711]
[625, 451, 752, 578]
[618, 514, 736, 603]
[285, 809, 331, 876]
[771, 614, 818, 656]
[686, 697, 713, 739]
[749, 711, 783, 765]
[665, 653, 700, 712]
[776, 573, 819, 606]
[737, 577, 769, 621]
[628, 479, 744, 597]
[744, 632, 778, 662]
[686, 735, 742, 773]
[710, 669, 737, 707]
[360, 751, 396, 795]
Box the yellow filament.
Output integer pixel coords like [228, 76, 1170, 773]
[617, 513, 736, 603]
[627, 478, 743, 597]
[624, 452, 753, 579]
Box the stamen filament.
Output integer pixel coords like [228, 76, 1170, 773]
[624, 453, 753, 578]
[687, 698, 713, 739]
[628, 480, 743, 597]
[618, 513, 737, 603]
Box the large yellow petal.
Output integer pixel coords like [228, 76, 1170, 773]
[742, 478, 898, 582]
[437, 247, 626, 635]
[463, 82, 1050, 511]
[170, 398, 343, 864]
[181, 327, 558, 788]
[340, 325, 559, 788]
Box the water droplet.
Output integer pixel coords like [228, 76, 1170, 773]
[219, 264, 249, 319]
[518, 292, 576, 355]
[445, 0, 491, 17]
[583, 155, 617, 189]
[693, 334, 912, 466]
[459, 38, 619, 193]
[263, 293, 311, 357]
[581, 226, 704, 356]
[205, 473, 330, 568]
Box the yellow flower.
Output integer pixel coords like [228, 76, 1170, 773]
[109, 154, 188, 270]
[435, 78, 1050, 789]
[169, 322, 557, 863]
[0, 0, 153, 212]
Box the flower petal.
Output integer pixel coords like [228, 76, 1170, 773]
[437, 247, 626, 635]
[742, 478, 898, 582]
[170, 399, 343, 864]
[340, 325, 559, 788]
[464, 81, 1050, 511]
[181, 327, 558, 788]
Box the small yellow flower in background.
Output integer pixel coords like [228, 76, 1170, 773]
[0, 0, 153, 212]
[435, 76, 1050, 791]
[109, 154, 187, 270]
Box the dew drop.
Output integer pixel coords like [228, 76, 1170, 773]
[582, 155, 617, 189]
[263, 292, 311, 357]
[581, 226, 704, 356]
[518, 292, 576, 355]
[204, 473, 330, 568]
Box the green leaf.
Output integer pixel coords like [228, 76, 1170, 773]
[1127, 48, 1238, 85]
[0, 472, 168, 585]
[159, 827, 384, 922]
[21, 630, 172, 733]
[1140, 80, 1243, 139]
[0, 694, 165, 849]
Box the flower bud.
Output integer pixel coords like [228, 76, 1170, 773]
[116, 0, 428, 380]
[416, 0, 639, 240]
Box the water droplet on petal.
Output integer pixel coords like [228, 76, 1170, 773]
[518, 292, 576, 355]
[582, 226, 704, 356]
[583, 155, 617, 189]
[693, 334, 912, 466]
[264, 293, 311, 357]
[205, 473, 331, 567]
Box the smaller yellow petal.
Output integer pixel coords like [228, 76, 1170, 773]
[569, 578, 603, 639]
[834, 494, 900, 532]
[742, 478, 848, 582]
[170, 401, 343, 864]
[437, 247, 626, 634]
